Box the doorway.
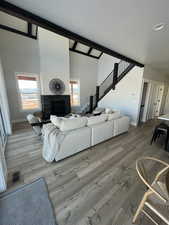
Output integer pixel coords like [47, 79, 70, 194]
[138, 82, 149, 124]
[148, 84, 164, 119]
[138, 81, 165, 124]
[163, 87, 169, 114]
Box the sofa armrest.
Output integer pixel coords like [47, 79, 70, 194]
[88, 121, 113, 146]
[113, 116, 130, 136]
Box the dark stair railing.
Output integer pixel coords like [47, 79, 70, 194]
[89, 60, 135, 113]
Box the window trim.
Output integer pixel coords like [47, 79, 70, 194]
[15, 73, 41, 112]
[69, 79, 80, 107]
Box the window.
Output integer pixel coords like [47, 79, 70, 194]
[16, 74, 40, 111]
[69, 80, 80, 106]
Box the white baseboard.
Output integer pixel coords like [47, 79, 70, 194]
[12, 118, 27, 124]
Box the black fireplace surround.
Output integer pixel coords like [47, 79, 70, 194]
[41, 95, 71, 120]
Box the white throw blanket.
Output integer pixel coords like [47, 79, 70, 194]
[42, 123, 65, 162]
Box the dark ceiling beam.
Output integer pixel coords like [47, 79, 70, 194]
[72, 41, 77, 50]
[27, 22, 32, 35]
[35, 25, 38, 38]
[87, 47, 93, 55]
[0, 1, 144, 67]
[99, 52, 103, 59]
[70, 48, 99, 59]
[0, 24, 37, 39]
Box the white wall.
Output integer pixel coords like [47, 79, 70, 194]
[0, 57, 11, 134]
[0, 57, 11, 192]
[143, 65, 169, 83]
[160, 85, 168, 114]
[98, 66, 144, 126]
[39, 28, 70, 95]
[0, 144, 7, 192]
[70, 52, 98, 111]
[0, 29, 40, 122]
[0, 28, 70, 122]
[97, 53, 120, 85]
[143, 65, 169, 116]
[164, 88, 169, 114]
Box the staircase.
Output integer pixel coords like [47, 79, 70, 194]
[88, 60, 135, 113]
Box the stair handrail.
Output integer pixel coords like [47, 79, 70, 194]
[89, 60, 135, 112]
[99, 60, 122, 87]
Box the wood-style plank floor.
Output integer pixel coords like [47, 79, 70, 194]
[5, 120, 169, 225]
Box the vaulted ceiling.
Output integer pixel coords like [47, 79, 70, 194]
[0, 11, 103, 59]
[0, 11, 38, 39]
[2, 0, 169, 73]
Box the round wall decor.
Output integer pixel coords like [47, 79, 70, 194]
[49, 78, 65, 94]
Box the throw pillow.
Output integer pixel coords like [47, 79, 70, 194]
[50, 115, 65, 128]
[107, 111, 121, 121]
[105, 108, 113, 114]
[60, 117, 87, 131]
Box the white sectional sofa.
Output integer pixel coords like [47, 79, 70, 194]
[89, 120, 114, 146]
[42, 110, 130, 162]
[54, 126, 91, 162]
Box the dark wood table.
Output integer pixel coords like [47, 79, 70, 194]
[31, 120, 51, 127]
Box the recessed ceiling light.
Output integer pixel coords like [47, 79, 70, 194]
[153, 23, 166, 31]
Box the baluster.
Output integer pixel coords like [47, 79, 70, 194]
[89, 96, 93, 113]
[112, 63, 119, 90]
[96, 86, 100, 107]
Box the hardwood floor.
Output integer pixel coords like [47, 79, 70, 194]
[5, 120, 169, 225]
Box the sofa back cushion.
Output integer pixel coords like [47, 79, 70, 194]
[105, 108, 113, 114]
[87, 114, 108, 126]
[60, 117, 87, 131]
[107, 111, 121, 121]
[93, 107, 105, 115]
[50, 115, 64, 128]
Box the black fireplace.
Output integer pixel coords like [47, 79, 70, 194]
[41, 95, 71, 120]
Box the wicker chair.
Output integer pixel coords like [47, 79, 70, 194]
[133, 157, 169, 225]
[27, 114, 42, 136]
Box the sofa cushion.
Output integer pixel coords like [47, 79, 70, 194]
[93, 107, 105, 115]
[87, 114, 108, 126]
[50, 115, 63, 128]
[105, 108, 113, 114]
[107, 111, 121, 121]
[89, 120, 113, 146]
[60, 117, 87, 132]
[113, 116, 130, 136]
